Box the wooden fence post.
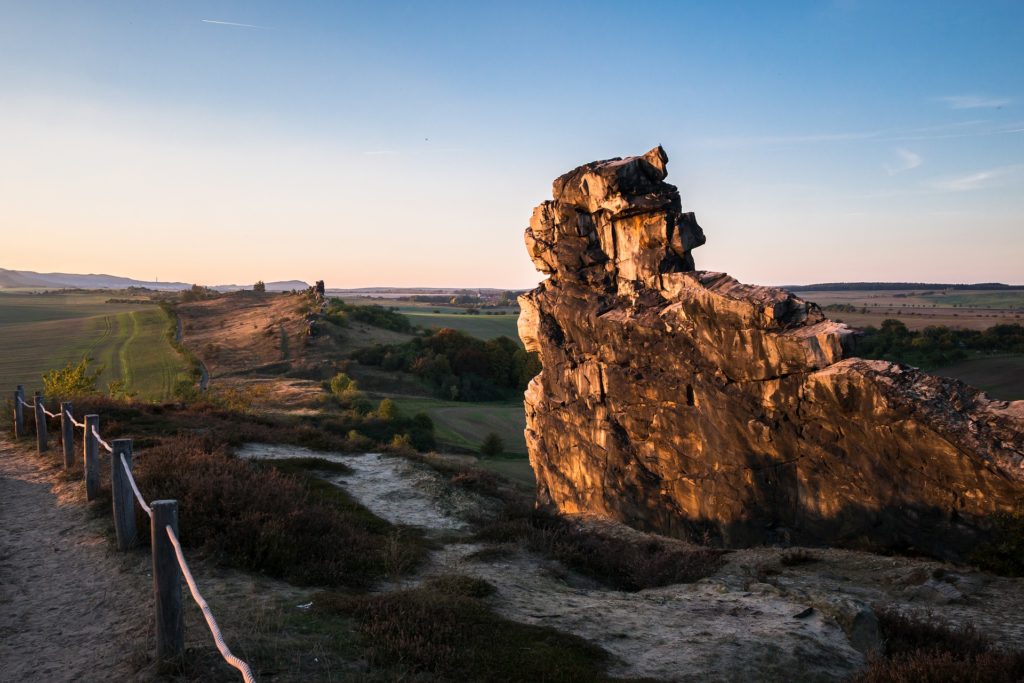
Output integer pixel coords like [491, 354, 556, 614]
[111, 439, 137, 551]
[60, 402, 74, 470]
[13, 385, 24, 438]
[34, 391, 48, 454]
[83, 414, 100, 501]
[151, 500, 184, 659]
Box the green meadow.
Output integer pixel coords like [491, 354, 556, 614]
[0, 292, 190, 400]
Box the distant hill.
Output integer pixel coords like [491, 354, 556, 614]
[785, 282, 1024, 292]
[0, 267, 191, 291]
[0, 268, 308, 292]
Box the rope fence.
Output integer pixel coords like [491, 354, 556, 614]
[122, 453, 152, 517]
[8, 383, 256, 681]
[91, 424, 113, 453]
[167, 525, 257, 683]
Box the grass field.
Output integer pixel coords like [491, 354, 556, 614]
[801, 288, 1024, 331]
[400, 310, 520, 341]
[393, 396, 528, 455]
[933, 355, 1024, 401]
[337, 296, 522, 342]
[0, 292, 191, 400]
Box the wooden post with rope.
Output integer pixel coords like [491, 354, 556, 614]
[111, 439, 137, 551]
[152, 500, 184, 659]
[60, 401, 74, 470]
[34, 391, 48, 454]
[83, 414, 100, 501]
[13, 385, 25, 438]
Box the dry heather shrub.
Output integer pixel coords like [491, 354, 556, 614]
[318, 575, 614, 681]
[477, 506, 723, 591]
[133, 435, 424, 587]
[853, 608, 1024, 683]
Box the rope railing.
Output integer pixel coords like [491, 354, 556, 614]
[8, 384, 256, 681]
[166, 525, 257, 683]
[91, 424, 113, 453]
[121, 454, 152, 517]
[65, 408, 85, 429]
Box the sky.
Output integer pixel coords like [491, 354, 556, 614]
[1, 1, 1022, 288]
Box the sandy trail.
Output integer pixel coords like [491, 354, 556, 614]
[239, 444, 869, 681]
[0, 438, 151, 682]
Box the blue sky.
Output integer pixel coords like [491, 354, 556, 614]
[1, 1, 1021, 287]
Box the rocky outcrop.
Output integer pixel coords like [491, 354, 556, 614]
[519, 147, 1024, 558]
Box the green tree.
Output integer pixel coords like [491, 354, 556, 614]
[377, 398, 397, 420]
[330, 372, 362, 401]
[42, 357, 102, 399]
[253, 280, 267, 292]
[479, 432, 504, 457]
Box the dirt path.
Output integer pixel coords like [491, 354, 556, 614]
[0, 438, 151, 681]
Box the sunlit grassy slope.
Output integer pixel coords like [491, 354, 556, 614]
[0, 292, 190, 400]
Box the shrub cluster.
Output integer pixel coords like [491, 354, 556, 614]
[856, 320, 1024, 369]
[352, 328, 541, 401]
[316, 575, 616, 681]
[970, 505, 1024, 577]
[424, 461, 723, 591]
[322, 299, 414, 333]
[133, 435, 425, 587]
[854, 608, 1024, 682]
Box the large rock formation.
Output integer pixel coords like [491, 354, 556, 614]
[519, 147, 1024, 558]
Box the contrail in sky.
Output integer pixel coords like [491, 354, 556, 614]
[201, 19, 265, 29]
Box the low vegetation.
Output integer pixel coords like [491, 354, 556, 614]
[856, 320, 1024, 369]
[970, 505, 1024, 577]
[133, 436, 424, 587]
[425, 460, 723, 591]
[41, 356, 102, 398]
[314, 575, 622, 682]
[353, 327, 540, 401]
[853, 608, 1024, 682]
[323, 299, 415, 334]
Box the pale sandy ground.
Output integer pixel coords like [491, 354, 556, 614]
[0, 438, 312, 683]
[0, 438, 152, 681]
[240, 443, 1024, 683]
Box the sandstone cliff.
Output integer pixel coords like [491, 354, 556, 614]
[519, 147, 1024, 558]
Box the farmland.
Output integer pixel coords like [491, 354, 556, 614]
[392, 396, 528, 455]
[800, 288, 1024, 331]
[0, 292, 191, 400]
[337, 296, 521, 342]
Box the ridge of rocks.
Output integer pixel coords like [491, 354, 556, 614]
[519, 147, 1024, 558]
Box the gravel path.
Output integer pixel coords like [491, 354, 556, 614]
[0, 438, 151, 681]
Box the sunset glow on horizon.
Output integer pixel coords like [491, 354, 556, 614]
[2, 1, 1022, 288]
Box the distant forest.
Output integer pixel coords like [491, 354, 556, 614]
[787, 282, 1024, 291]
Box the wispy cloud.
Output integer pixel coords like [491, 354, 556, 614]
[938, 95, 1011, 110]
[928, 166, 1021, 192]
[201, 19, 265, 29]
[699, 120, 1024, 148]
[362, 150, 400, 156]
[884, 148, 922, 175]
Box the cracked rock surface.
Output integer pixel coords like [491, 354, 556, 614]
[519, 147, 1024, 558]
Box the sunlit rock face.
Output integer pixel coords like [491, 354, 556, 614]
[519, 147, 1024, 558]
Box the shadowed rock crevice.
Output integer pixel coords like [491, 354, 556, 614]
[519, 147, 1024, 559]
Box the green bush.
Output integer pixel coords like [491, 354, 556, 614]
[352, 328, 541, 401]
[971, 505, 1024, 576]
[329, 372, 361, 401]
[479, 432, 504, 457]
[41, 357, 102, 399]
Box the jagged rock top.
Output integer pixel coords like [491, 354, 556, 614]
[519, 148, 1024, 558]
